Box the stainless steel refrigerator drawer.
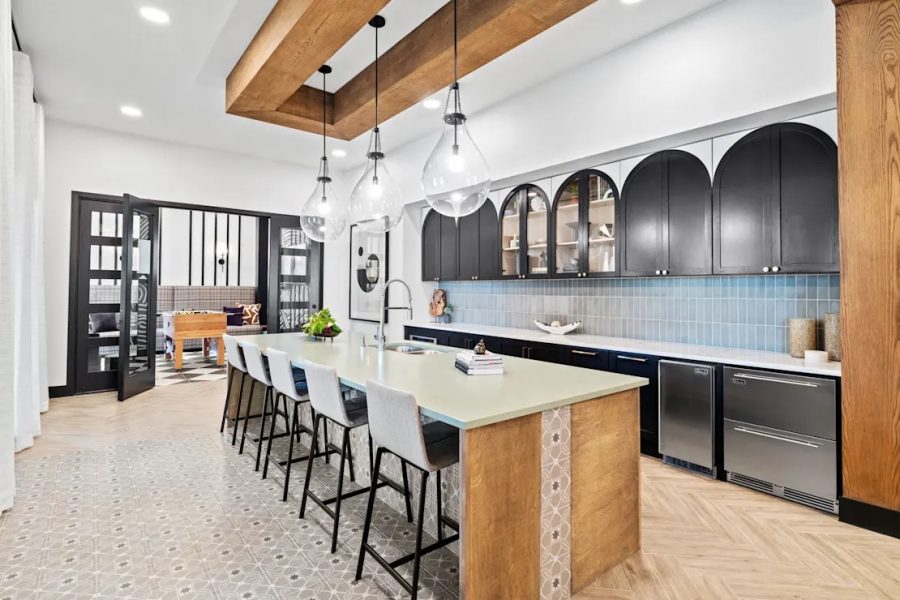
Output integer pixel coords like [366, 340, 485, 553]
[723, 367, 836, 440]
[724, 419, 836, 504]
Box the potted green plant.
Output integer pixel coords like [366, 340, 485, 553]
[302, 308, 343, 340]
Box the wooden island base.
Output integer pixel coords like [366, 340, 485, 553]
[460, 389, 640, 599]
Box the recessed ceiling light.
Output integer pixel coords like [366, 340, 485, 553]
[139, 6, 170, 24]
[120, 105, 143, 118]
[621, 0, 642, 4]
[331, 148, 347, 158]
[422, 98, 441, 110]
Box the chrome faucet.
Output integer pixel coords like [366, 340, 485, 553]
[375, 279, 413, 351]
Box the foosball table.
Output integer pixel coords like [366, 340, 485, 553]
[161, 311, 227, 370]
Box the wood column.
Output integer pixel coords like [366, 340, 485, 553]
[834, 0, 900, 518]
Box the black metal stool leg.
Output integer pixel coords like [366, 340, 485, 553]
[355, 447, 384, 581]
[436, 469, 443, 541]
[238, 378, 256, 454]
[346, 431, 356, 483]
[254, 386, 272, 472]
[323, 421, 331, 465]
[299, 414, 321, 519]
[262, 390, 279, 480]
[220, 367, 234, 433]
[230, 372, 246, 446]
[401, 459, 413, 522]
[330, 426, 350, 553]
[410, 470, 430, 600]
[283, 401, 299, 502]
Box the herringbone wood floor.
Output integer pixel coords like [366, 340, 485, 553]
[18, 380, 900, 599]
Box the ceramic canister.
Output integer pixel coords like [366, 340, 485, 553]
[824, 313, 841, 361]
[789, 318, 817, 359]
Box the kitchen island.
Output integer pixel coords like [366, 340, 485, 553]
[236, 332, 647, 599]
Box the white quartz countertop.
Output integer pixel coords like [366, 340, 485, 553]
[237, 332, 647, 430]
[406, 322, 842, 378]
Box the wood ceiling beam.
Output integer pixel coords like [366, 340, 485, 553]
[228, 0, 596, 141]
[226, 0, 389, 115]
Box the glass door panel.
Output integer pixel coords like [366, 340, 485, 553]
[278, 226, 309, 332]
[118, 194, 158, 401]
[500, 191, 521, 277]
[586, 172, 617, 274]
[524, 187, 549, 275]
[554, 178, 581, 275]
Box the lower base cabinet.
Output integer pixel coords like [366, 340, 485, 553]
[611, 352, 660, 458]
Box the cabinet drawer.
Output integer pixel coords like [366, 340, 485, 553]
[724, 419, 836, 503]
[723, 367, 836, 440]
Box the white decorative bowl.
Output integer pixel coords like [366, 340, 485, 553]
[534, 320, 581, 335]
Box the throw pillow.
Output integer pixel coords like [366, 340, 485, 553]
[88, 312, 119, 334]
[223, 306, 244, 327]
[239, 303, 261, 326]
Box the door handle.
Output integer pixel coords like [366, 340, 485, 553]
[616, 355, 647, 363]
[733, 426, 819, 448]
[571, 349, 597, 357]
[731, 373, 818, 388]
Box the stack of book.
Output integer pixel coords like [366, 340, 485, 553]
[455, 350, 504, 376]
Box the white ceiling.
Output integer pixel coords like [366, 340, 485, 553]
[12, 0, 727, 169]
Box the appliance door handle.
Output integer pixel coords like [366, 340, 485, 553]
[571, 350, 597, 357]
[733, 426, 819, 448]
[616, 355, 647, 363]
[731, 373, 818, 388]
[409, 335, 438, 344]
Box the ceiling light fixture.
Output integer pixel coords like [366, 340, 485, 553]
[422, 98, 441, 110]
[331, 148, 347, 158]
[421, 0, 491, 220]
[139, 6, 170, 24]
[120, 105, 143, 118]
[299, 65, 348, 243]
[620, 0, 643, 4]
[349, 16, 404, 234]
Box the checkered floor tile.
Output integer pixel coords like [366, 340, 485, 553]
[156, 352, 228, 386]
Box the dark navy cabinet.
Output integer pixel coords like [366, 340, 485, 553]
[611, 351, 660, 458]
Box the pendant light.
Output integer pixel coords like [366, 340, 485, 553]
[421, 0, 491, 220]
[350, 15, 404, 234]
[300, 65, 348, 243]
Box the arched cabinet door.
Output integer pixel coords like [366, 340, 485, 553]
[621, 150, 712, 277]
[552, 169, 619, 277]
[458, 202, 500, 280]
[420, 210, 458, 281]
[499, 185, 550, 278]
[713, 123, 838, 274]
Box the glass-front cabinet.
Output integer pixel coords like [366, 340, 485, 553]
[551, 169, 619, 277]
[499, 184, 551, 278]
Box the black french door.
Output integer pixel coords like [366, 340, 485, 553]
[117, 194, 160, 400]
[266, 216, 322, 333]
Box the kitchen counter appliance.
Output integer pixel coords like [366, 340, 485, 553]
[659, 360, 716, 477]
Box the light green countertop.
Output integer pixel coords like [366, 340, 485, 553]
[237, 332, 647, 430]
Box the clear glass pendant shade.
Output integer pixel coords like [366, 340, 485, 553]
[350, 128, 404, 234]
[422, 84, 491, 219]
[300, 157, 348, 243]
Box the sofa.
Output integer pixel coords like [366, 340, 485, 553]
[88, 285, 265, 354]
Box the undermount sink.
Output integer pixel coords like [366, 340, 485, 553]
[383, 342, 447, 355]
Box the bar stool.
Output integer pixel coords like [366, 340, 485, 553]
[356, 380, 460, 599]
[219, 334, 247, 445]
[238, 341, 290, 472]
[299, 361, 413, 554]
[263, 348, 335, 501]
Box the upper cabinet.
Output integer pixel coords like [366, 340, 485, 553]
[458, 202, 500, 281]
[500, 185, 551, 279]
[713, 123, 838, 274]
[621, 150, 712, 277]
[421, 210, 458, 281]
[551, 170, 619, 278]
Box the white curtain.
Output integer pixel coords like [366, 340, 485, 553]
[0, 0, 17, 511]
[0, 9, 49, 511]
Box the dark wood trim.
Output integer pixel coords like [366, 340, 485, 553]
[348, 224, 389, 323]
[187, 210, 193, 284]
[48, 385, 69, 399]
[839, 497, 900, 540]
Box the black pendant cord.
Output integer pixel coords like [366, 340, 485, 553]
[321, 69, 327, 163]
[317, 65, 332, 191]
[452, 0, 459, 150]
[368, 16, 386, 185]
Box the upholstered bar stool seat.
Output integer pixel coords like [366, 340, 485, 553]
[220, 334, 249, 445]
[356, 380, 460, 600]
[238, 341, 290, 473]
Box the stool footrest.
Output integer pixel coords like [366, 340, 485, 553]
[387, 533, 459, 569]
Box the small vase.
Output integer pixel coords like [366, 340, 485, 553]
[824, 313, 841, 362]
[788, 318, 817, 358]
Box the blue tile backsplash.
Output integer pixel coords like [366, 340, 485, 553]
[440, 275, 840, 353]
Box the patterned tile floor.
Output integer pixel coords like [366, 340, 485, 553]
[0, 423, 459, 599]
[156, 353, 228, 387]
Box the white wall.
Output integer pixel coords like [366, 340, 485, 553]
[45, 120, 318, 387]
[329, 0, 838, 337]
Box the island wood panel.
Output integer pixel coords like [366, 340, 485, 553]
[228, 0, 596, 140]
[570, 389, 641, 592]
[834, 0, 900, 513]
[460, 412, 541, 599]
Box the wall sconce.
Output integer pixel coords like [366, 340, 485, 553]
[216, 242, 228, 272]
